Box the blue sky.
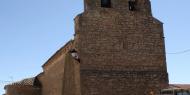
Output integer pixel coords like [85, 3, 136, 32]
[0, 0, 190, 94]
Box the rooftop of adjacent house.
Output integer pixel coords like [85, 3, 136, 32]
[169, 84, 190, 90]
[4, 75, 42, 90]
[6, 77, 35, 86]
[4, 77, 35, 90]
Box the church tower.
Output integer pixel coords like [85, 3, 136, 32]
[74, 0, 169, 94]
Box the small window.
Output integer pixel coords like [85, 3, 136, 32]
[101, 0, 111, 8]
[128, 0, 136, 11]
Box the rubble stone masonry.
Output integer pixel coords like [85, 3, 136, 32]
[74, 0, 168, 95]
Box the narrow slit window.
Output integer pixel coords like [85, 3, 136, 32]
[101, 0, 111, 8]
[128, 0, 136, 11]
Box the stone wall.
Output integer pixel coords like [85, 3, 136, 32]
[39, 41, 81, 95]
[40, 57, 65, 95]
[84, 0, 152, 15]
[75, 13, 166, 68]
[39, 41, 73, 95]
[62, 53, 81, 95]
[74, 0, 168, 94]
[5, 85, 40, 95]
[42, 40, 73, 71]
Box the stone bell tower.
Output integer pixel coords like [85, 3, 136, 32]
[74, 0, 169, 94]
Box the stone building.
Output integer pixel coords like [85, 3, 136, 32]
[4, 0, 169, 95]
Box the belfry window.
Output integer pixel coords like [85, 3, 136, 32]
[128, 0, 136, 11]
[101, 0, 111, 8]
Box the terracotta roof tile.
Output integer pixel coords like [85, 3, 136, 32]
[10, 77, 35, 86]
[169, 84, 190, 90]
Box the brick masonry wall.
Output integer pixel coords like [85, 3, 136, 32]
[74, 0, 169, 94]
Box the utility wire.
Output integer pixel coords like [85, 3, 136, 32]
[167, 49, 190, 54]
[0, 80, 12, 83]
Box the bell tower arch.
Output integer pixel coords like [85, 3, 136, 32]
[84, 0, 152, 15]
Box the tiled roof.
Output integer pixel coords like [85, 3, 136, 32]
[9, 77, 35, 86]
[169, 84, 190, 90]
